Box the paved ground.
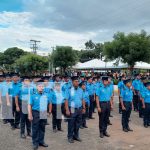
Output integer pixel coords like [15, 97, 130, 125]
[0, 94, 150, 150]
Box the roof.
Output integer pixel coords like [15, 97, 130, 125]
[73, 59, 150, 70]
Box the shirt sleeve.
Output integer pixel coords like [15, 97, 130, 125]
[28, 94, 33, 105]
[96, 88, 99, 97]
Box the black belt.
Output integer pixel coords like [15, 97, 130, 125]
[145, 103, 150, 105]
[123, 101, 132, 103]
[100, 101, 110, 103]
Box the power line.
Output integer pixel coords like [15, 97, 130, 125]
[30, 40, 41, 54]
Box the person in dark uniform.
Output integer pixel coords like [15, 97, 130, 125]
[118, 76, 126, 114]
[65, 76, 85, 143]
[50, 82, 65, 132]
[120, 79, 133, 132]
[28, 80, 52, 150]
[9, 73, 22, 130]
[139, 77, 147, 118]
[16, 76, 32, 138]
[96, 76, 112, 138]
[132, 74, 141, 111]
[86, 76, 95, 119]
[79, 81, 89, 128]
[141, 82, 150, 128]
[0, 74, 10, 124]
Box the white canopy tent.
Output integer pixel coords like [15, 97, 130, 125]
[73, 59, 150, 70]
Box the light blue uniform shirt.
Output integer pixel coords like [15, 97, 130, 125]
[0, 82, 11, 96]
[118, 81, 124, 91]
[120, 86, 133, 102]
[96, 84, 111, 102]
[50, 90, 65, 104]
[8, 82, 22, 98]
[83, 90, 90, 106]
[29, 92, 51, 111]
[86, 82, 95, 96]
[65, 87, 84, 108]
[141, 88, 150, 103]
[17, 84, 34, 102]
[132, 79, 141, 91]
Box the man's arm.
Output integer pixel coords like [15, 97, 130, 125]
[28, 104, 33, 121]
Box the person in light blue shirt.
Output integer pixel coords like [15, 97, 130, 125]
[28, 80, 52, 150]
[65, 76, 85, 143]
[132, 74, 141, 111]
[8, 73, 22, 130]
[86, 76, 95, 119]
[50, 82, 65, 132]
[118, 76, 126, 114]
[120, 79, 133, 132]
[16, 76, 34, 139]
[138, 77, 147, 118]
[96, 76, 112, 138]
[0, 74, 12, 124]
[79, 81, 89, 128]
[141, 82, 150, 128]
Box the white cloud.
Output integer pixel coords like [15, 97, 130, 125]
[0, 11, 101, 53]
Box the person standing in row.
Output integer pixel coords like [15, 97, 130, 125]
[65, 76, 85, 143]
[28, 80, 52, 150]
[96, 76, 112, 138]
[79, 81, 89, 128]
[120, 79, 133, 132]
[50, 82, 65, 132]
[118, 76, 126, 114]
[86, 76, 95, 119]
[141, 82, 150, 128]
[16, 76, 33, 139]
[132, 74, 141, 112]
[9, 73, 22, 130]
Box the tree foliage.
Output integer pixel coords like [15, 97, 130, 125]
[15, 54, 48, 75]
[104, 30, 150, 67]
[52, 46, 78, 72]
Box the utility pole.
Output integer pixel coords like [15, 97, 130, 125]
[30, 40, 41, 54]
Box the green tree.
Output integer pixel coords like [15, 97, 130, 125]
[85, 40, 95, 50]
[104, 30, 150, 68]
[15, 54, 48, 75]
[52, 46, 78, 73]
[2, 47, 28, 70]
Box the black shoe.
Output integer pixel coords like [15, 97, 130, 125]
[68, 138, 74, 143]
[20, 134, 26, 139]
[108, 122, 112, 125]
[100, 132, 104, 138]
[3, 120, 8, 124]
[89, 117, 95, 119]
[58, 129, 64, 132]
[127, 127, 133, 132]
[15, 125, 20, 129]
[11, 126, 15, 130]
[109, 115, 113, 117]
[144, 125, 148, 128]
[83, 125, 88, 128]
[104, 132, 110, 137]
[27, 133, 32, 137]
[39, 143, 48, 147]
[123, 128, 128, 132]
[53, 129, 57, 133]
[73, 137, 82, 142]
[46, 122, 50, 125]
[80, 126, 84, 129]
[33, 145, 38, 150]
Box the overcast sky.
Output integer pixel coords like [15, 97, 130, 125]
[0, 0, 150, 53]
